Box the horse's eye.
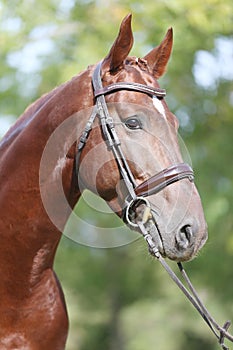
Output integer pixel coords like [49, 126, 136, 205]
[124, 117, 142, 130]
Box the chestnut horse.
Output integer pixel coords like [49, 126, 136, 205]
[0, 15, 207, 349]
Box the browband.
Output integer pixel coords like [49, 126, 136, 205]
[94, 82, 166, 98]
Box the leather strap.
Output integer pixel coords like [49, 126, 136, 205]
[95, 82, 166, 98]
[135, 163, 194, 197]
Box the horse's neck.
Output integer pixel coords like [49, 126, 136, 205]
[0, 67, 94, 290]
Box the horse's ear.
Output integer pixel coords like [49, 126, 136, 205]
[143, 28, 173, 79]
[102, 14, 134, 73]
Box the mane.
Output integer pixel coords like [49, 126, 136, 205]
[0, 81, 68, 151]
[0, 64, 94, 154]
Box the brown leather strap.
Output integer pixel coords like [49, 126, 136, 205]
[94, 82, 166, 98]
[135, 163, 194, 197]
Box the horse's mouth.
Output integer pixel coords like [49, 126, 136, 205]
[123, 197, 207, 261]
[124, 200, 207, 262]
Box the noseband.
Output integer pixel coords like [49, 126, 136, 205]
[76, 61, 233, 349]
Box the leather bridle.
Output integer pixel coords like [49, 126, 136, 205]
[76, 61, 233, 349]
[76, 61, 194, 202]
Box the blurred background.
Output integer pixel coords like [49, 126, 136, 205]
[0, 0, 233, 349]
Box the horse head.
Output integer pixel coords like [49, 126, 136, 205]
[78, 14, 207, 262]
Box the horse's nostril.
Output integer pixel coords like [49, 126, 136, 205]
[183, 225, 193, 241]
[175, 225, 193, 250]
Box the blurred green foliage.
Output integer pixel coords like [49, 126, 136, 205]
[0, 0, 233, 349]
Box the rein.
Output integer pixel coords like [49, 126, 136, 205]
[76, 61, 233, 349]
[139, 218, 233, 350]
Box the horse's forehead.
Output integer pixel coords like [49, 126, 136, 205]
[122, 64, 179, 126]
[104, 63, 178, 127]
[152, 96, 166, 118]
